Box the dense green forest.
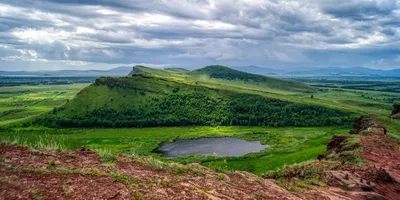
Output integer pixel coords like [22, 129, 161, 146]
[189, 65, 313, 93]
[34, 75, 354, 128]
[190, 65, 273, 81]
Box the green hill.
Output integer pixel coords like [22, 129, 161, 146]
[164, 67, 189, 73]
[189, 65, 313, 93]
[34, 74, 353, 128]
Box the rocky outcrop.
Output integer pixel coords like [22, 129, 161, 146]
[392, 104, 400, 119]
[392, 104, 400, 115]
[349, 114, 386, 135]
[127, 65, 150, 77]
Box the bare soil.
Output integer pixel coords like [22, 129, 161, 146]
[0, 145, 300, 200]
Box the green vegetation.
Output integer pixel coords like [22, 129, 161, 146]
[0, 126, 347, 175]
[189, 65, 313, 93]
[96, 148, 117, 163]
[0, 66, 399, 176]
[33, 75, 352, 128]
[0, 84, 88, 126]
[294, 78, 400, 140]
[164, 67, 189, 73]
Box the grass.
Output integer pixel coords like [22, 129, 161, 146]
[96, 148, 117, 163]
[0, 126, 348, 175]
[0, 133, 67, 152]
[0, 84, 88, 126]
[296, 86, 400, 140]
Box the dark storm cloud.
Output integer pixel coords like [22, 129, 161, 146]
[321, 0, 398, 20]
[0, 0, 399, 70]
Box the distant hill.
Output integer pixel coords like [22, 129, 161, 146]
[164, 67, 189, 73]
[107, 66, 132, 72]
[287, 67, 400, 77]
[2, 65, 398, 78]
[189, 65, 313, 93]
[0, 66, 132, 77]
[231, 66, 285, 75]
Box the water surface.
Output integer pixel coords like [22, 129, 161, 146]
[156, 137, 269, 158]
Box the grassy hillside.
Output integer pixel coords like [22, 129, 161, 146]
[189, 65, 313, 93]
[34, 75, 353, 128]
[164, 67, 189, 73]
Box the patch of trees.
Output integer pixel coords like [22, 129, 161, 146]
[193, 65, 268, 82]
[94, 77, 134, 89]
[36, 92, 354, 128]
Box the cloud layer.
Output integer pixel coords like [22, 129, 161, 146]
[0, 0, 399, 70]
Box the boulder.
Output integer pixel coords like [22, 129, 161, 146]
[349, 115, 377, 135]
[392, 104, 400, 120]
[392, 104, 400, 115]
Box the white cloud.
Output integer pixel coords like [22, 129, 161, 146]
[1, 49, 48, 62]
[0, 0, 399, 70]
[11, 28, 72, 44]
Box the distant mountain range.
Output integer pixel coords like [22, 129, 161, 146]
[231, 66, 286, 75]
[232, 66, 400, 77]
[0, 66, 132, 77]
[1, 65, 399, 78]
[285, 67, 400, 77]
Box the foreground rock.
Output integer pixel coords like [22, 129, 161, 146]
[324, 115, 400, 199]
[392, 104, 400, 119]
[0, 145, 299, 200]
[265, 115, 400, 200]
[349, 114, 386, 135]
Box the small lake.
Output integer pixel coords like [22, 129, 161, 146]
[155, 137, 269, 158]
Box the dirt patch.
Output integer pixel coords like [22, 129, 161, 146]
[0, 145, 300, 200]
[0, 145, 109, 172]
[0, 172, 130, 200]
[358, 128, 400, 200]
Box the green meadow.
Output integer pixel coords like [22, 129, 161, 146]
[0, 126, 347, 175]
[0, 84, 89, 126]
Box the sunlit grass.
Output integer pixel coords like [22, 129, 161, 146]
[0, 132, 67, 151]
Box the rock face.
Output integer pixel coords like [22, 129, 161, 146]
[349, 114, 379, 135]
[392, 104, 400, 119]
[127, 65, 149, 77]
[392, 104, 400, 115]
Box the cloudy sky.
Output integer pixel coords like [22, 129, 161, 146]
[1, 0, 400, 71]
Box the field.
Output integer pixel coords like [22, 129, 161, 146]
[0, 84, 89, 126]
[0, 126, 346, 175]
[0, 72, 399, 176]
[292, 78, 400, 140]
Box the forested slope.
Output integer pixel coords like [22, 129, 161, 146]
[34, 75, 353, 128]
[189, 65, 313, 93]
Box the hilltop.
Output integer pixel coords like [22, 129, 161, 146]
[33, 66, 352, 128]
[189, 65, 313, 93]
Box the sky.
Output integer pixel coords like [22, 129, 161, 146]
[1, 0, 400, 71]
